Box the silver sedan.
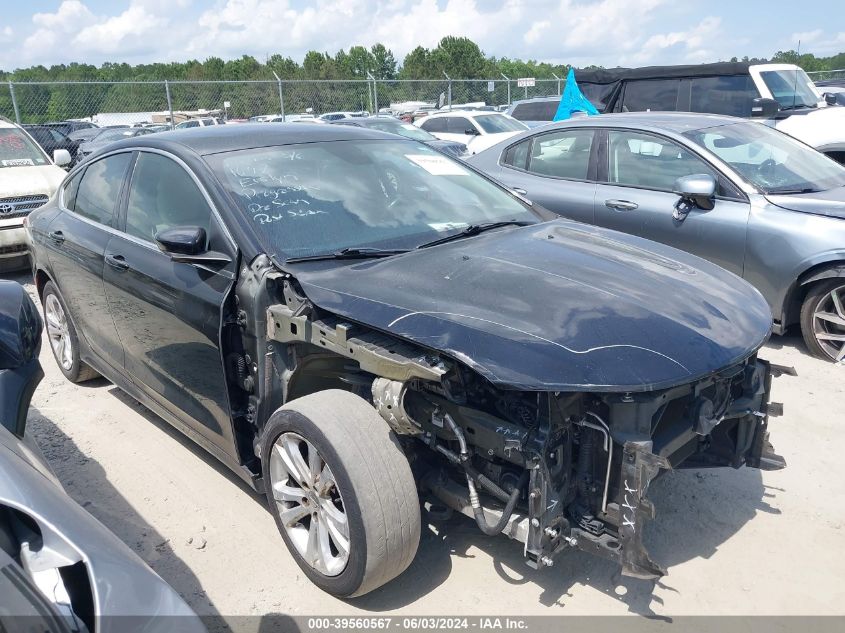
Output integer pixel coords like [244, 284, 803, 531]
[468, 112, 845, 362]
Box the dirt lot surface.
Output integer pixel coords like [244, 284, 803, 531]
[7, 269, 844, 619]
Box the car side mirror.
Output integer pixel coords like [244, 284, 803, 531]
[823, 92, 838, 106]
[464, 128, 479, 136]
[53, 149, 71, 166]
[154, 226, 231, 265]
[673, 174, 716, 221]
[0, 281, 43, 436]
[750, 97, 780, 118]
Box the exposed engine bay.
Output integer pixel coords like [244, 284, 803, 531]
[224, 264, 789, 580]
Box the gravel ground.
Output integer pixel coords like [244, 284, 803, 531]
[7, 269, 845, 619]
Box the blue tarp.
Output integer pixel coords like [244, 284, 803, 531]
[552, 68, 598, 121]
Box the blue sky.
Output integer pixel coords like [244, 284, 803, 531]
[1, 0, 843, 72]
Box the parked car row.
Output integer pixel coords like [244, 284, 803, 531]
[17, 121, 788, 603]
[505, 62, 845, 164]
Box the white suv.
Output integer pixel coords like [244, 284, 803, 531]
[0, 119, 70, 272]
[416, 111, 527, 155]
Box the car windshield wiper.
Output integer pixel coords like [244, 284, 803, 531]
[416, 221, 535, 249]
[766, 187, 819, 194]
[285, 247, 411, 263]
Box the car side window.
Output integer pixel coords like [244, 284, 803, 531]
[74, 153, 132, 226]
[690, 76, 758, 117]
[62, 171, 84, 211]
[607, 131, 716, 192]
[420, 118, 446, 133]
[621, 79, 680, 112]
[526, 129, 594, 180]
[502, 140, 530, 170]
[446, 117, 473, 134]
[125, 152, 211, 245]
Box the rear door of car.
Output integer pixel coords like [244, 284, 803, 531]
[45, 152, 133, 371]
[495, 127, 599, 223]
[101, 149, 240, 458]
[593, 128, 750, 276]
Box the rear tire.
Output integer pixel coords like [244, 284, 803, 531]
[42, 281, 100, 383]
[262, 390, 420, 597]
[800, 279, 845, 362]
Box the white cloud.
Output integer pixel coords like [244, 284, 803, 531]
[3, 0, 839, 73]
[634, 16, 722, 64]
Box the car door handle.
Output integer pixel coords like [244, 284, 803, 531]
[605, 199, 639, 211]
[48, 230, 64, 244]
[511, 187, 528, 195]
[105, 253, 129, 271]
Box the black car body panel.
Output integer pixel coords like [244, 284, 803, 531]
[293, 219, 772, 392]
[25, 125, 783, 588]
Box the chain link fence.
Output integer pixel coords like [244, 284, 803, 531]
[1, 77, 567, 127]
[806, 69, 845, 82]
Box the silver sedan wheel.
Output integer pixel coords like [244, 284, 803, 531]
[45, 294, 73, 371]
[269, 432, 350, 576]
[813, 284, 845, 363]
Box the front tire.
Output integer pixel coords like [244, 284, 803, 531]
[42, 281, 100, 382]
[800, 279, 845, 362]
[261, 390, 420, 597]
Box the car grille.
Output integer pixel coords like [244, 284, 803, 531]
[0, 194, 49, 219]
[0, 244, 28, 255]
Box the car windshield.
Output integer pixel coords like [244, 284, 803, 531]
[0, 129, 49, 167]
[208, 139, 537, 260]
[759, 68, 820, 109]
[360, 118, 434, 141]
[684, 121, 845, 194]
[474, 114, 528, 134]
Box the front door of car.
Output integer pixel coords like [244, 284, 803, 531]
[593, 129, 750, 277]
[496, 128, 598, 224]
[45, 153, 133, 372]
[101, 150, 240, 458]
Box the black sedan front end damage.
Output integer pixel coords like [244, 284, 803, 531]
[265, 281, 784, 580]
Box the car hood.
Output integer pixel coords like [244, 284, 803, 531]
[766, 185, 845, 220]
[0, 165, 64, 198]
[774, 104, 845, 148]
[292, 220, 772, 392]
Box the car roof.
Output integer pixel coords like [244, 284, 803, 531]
[575, 61, 753, 85]
[426, 110, 503, 119]
[101, 121, 400, 156]
[527, 111, 743, 133]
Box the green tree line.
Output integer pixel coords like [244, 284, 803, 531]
[2, 37, 843, 123]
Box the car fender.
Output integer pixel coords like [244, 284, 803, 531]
[779, 255, 845, 329]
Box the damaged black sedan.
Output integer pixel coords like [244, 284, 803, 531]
[26, 124, 784, 597]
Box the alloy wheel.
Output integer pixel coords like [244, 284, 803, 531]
[813, 284, 845, 363]
[268, 432, 350, 576]
[45, 294, 73, 371]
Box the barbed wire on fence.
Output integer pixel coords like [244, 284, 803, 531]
[1, 76, 567, 127]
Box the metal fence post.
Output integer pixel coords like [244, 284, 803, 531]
[500, 74, 510, 105]
[367, 72, 378, 114]
[164, 80, 174, 129]
[552, 72, 562, 96]
[8, 81, 21, 124]
[272, 72, 285, 118]
[443, 72, 452, 110]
